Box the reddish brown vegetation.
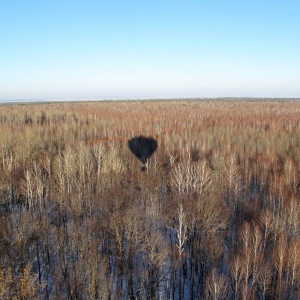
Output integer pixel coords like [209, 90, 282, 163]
[0, 100, 300, 299]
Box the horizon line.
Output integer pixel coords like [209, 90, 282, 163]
[1, 96, 300, 104]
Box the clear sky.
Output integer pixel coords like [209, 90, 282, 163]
[1, 0, 299, 101]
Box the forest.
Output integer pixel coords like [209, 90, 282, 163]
[0, 100, 300, 299]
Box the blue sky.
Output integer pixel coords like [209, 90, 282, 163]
[0, 0, 299, 101]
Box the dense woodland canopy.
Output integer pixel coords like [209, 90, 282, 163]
[0, 100, 300, 299]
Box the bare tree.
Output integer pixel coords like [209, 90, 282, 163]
[175, 204, 187, 258]
[205, 268, 229, 300]
[91, 143, 105, 178]
[273, 233, 288, 299]
[257, 256, 272, 300]
[230, 254, 244, 300]
[288, 238, 300, 291]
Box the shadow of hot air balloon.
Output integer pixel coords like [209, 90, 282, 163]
[128, 136, 158, 171]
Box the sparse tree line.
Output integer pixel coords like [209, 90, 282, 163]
[0, 101, 300, 299]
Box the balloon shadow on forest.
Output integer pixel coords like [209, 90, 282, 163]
[128, 136, 158, 171]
